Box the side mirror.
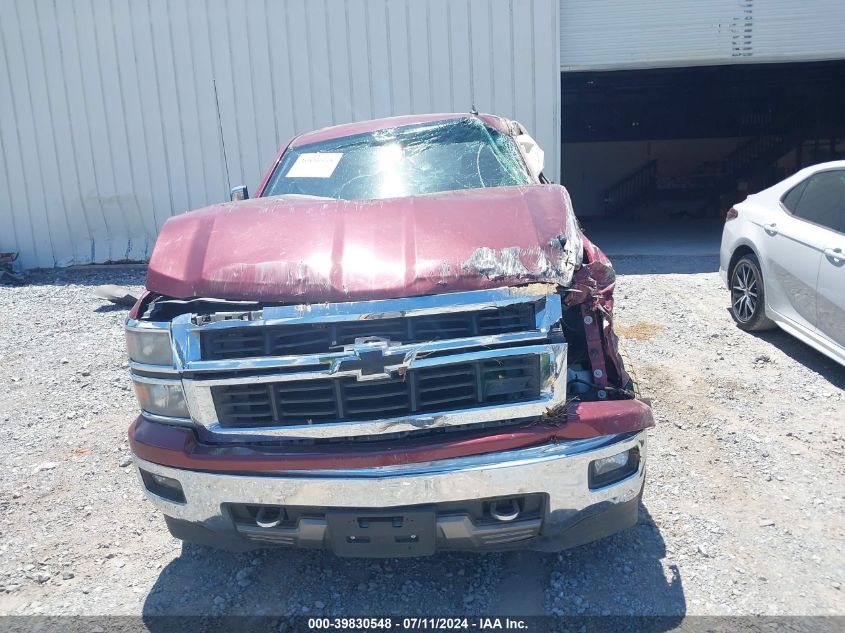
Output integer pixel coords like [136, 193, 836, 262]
[230, 185, 249, 201]
[516, 133, 545, 179]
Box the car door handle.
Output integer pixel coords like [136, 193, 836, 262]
[763, 223, 778, 235]
[823, 247, 844, 261]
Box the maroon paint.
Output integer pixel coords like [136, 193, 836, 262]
[145, 184, 577, 302]
[253, 140, 292, 200]
[287, 113, 510, 149]
[128, 290, 151, 320]
[581, 302, 609, 392]
[564, 236, 630, 387]
[128, 399, 654, 473]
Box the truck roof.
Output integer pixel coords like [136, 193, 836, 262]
[289, 112, 512, 148]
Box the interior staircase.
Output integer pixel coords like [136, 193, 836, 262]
[602, 130, 843, 217]
[602, 159, 658, 215]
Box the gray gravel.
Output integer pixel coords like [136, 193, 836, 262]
[0, 258, 843, 617]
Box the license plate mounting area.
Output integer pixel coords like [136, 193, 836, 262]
[326, 507, 436, 558]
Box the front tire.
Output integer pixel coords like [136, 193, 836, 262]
[729, 254, 776, 331]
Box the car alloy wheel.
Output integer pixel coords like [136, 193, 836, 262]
[731, 260, 759, 323]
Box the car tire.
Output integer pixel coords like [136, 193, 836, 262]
[729, 254, 776, 331]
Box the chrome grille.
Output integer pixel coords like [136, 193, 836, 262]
[161, 287, 567, 440]
[211, 356, 541, 428]
[201, 304, 535, 360]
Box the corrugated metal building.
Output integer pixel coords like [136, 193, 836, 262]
[0, 0, 561, 268]
[2, 0, 845, 267]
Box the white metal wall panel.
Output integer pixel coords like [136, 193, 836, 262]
[560, 0, 845, 71]
[0, 0, 560, 269]
[750, 1, 845, 61]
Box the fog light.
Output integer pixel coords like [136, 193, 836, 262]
[589, 447, 640, 489]
[140, 469, 186, 503]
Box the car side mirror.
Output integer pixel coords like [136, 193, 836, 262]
[516, 133, 545, 179]
[230, 185, 249, 201]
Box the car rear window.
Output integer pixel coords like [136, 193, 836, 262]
[792, 170, 845, 233]
[781, 180, 807, 214]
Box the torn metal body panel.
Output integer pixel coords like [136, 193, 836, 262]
[566, 236, 630, 388]
[126, 112, 652, 556]
[129, 400, 653, 472]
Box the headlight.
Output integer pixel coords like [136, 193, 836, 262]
[125, 326, 173, 366]
[133, 378, 190, 419]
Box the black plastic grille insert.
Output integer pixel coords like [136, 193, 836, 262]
[201, 304, 536, 360]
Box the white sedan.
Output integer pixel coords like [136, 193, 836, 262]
[720, 160, 845, 366]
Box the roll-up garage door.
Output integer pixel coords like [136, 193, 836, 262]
[561, 0, 845, 72]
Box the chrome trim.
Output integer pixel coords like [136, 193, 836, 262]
[175, 330, 549, 375]
[186, 343, 557, 386]
[134, 432, 647, 530]
[169, 286, 561, 372]
[125, 320, 170, 333]
[128, 361, 180, 376]
[128, 287, 567, 441]
[183, 343, 566, 440]
[139, 411, 193, 426]
[131, 374, 183, 387]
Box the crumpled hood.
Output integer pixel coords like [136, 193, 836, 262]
[145, 185, 583, 302]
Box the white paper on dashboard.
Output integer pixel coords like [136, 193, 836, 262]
[285, 153, 343, 178]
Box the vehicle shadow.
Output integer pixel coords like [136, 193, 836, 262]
[6, 266, 146, 289]
[542, 504, 684, 625]
[141, 504, 683, 629]
[749, 326, 845, 389]
[94, 303, 129, 313]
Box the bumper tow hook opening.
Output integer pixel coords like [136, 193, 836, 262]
[491, 499, 520, 522]
[255, 506, 283, 529]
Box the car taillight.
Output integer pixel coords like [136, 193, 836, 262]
[725, 207, 739, 221]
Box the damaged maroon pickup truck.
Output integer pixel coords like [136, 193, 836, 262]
[126, 113, 653, 557]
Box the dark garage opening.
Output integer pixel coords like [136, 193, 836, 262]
[560, 59, 845, 251]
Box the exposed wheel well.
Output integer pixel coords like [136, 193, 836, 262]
[727, 245, 756, 281]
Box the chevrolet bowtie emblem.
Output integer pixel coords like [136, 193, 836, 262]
[335, 338, 407, 379]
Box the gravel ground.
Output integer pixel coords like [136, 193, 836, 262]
[0, 257, 843, 620]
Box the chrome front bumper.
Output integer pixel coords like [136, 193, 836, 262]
[134, 430, 647, 553]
